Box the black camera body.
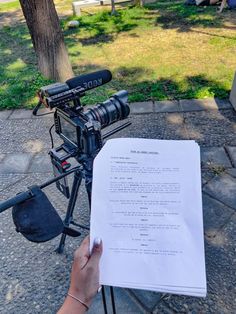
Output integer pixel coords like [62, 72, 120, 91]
[53, 89, 129, 157]
[54, 107, 102, 157]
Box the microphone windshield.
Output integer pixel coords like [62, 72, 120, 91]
[66, 69, 112, 91]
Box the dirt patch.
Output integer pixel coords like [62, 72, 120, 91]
[0, 9, 24, 29]
[0, 3, 71, 30]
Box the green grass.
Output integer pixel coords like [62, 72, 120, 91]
[0, 0, 236, 109]
[0, 24, 52, 109]
[0, 1, 19, 12]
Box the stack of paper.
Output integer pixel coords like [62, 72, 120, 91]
[90, 138, 206, 297]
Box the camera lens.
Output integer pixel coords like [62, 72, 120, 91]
[84, 90, 130, 128]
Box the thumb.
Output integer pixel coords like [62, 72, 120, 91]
[88, 238, 103, 267]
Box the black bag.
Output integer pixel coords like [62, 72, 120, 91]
[12, 186, 64, 243]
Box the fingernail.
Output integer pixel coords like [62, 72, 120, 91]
[94, 237, 102, 248]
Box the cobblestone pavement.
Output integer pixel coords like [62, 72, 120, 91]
[0, 98, 236, 313]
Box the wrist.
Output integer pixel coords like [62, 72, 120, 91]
[57, 295, 87, 314]
[68, 287, 93, 308]
[68, 287, 92, 307]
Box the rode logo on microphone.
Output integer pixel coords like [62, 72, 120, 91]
[83, 78, 103, 90]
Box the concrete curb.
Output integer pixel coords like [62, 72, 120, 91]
[0, 98, 232, 119]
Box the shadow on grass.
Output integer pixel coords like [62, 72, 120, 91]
[72, 65, 230, 106]
[79, 33, 113, 46]
[0, 23, 52, 109]
[149, 1, 236, 33]
[190, 28, 236, 40]
[63, 1, 236, 49]
[110, 66, 229, 102]
[124, 74, 230, 103]
[64, 10, 138, 47]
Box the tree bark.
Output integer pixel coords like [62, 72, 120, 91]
[19, 0, 74, 82]
[134, 0, 145, 6]
[111, 0, 116, 15]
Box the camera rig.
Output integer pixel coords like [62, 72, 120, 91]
[0, 69, 131, 252]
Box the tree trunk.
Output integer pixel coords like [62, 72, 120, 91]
[111, 0, 116, 15]
[19, 0, 74, 82]
[134, 0, 145, 6]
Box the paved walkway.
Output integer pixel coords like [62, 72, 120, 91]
[0, 98, 236, 313]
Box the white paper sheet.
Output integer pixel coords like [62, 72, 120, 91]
[90, 138, 206, 297]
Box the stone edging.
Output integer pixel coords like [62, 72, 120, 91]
[0, 98, 232, 119]
[130, 98, 232, 114]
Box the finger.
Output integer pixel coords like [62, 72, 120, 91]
[74, 236, 90, 268]
[80, 235, 90, 256]
[81, 235, 90, 249]
[87, 238, 103, 267]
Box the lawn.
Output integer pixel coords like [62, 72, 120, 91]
[0, 0, 236, 109]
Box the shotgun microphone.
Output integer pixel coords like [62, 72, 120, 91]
[66, 69, 112, 91]
[36, 69, 113, 109]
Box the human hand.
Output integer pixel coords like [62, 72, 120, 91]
[68, 235, 103, 308]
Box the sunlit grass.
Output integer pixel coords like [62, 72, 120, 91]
[0, 0, 236, 109]
[6, 59, 26, 72]
[0, 1, 19, 12]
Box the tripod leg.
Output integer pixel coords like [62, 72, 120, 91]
[85, 178, 92, 211]
[56, 171, 83, 254]
[101, 286, 108, 314]
[110, 287, 116, 314]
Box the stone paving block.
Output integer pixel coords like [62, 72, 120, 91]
[129, 101, 153, 114]
[226, 168, 236, 178]
[109, 113, 167, 140]
[153, 214, 236, 314]
[153, 301, 174, 314]
[214, 98, 232, 110]
[183, 110, 236, 147]
[229, 71, 236, 110]
[180, 98, 218, 112]
[129, 288, 162, 312]
[9, 109, 33, 119]
[201, 170, 216, 186]
[73, 0, 100, 16]
[200, 147, 232, 169]
[89, 287, 145, 314]
[31, 108, 53, 118]
[154, 100, 180, 113]
[28, 153, 53, 173]
[202, 193, 234, 238]
[0, 174, 26, 192]
[0, 153, 33, 174]
[0, 154, 5, 162]
[225, 146, 236, 167]
[163, 125, 189, 140]
[162, 113, 189, 140]
[203, 173, 236, 210]
[0, 110, 13, 119]
[0, 118, 56, 153]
